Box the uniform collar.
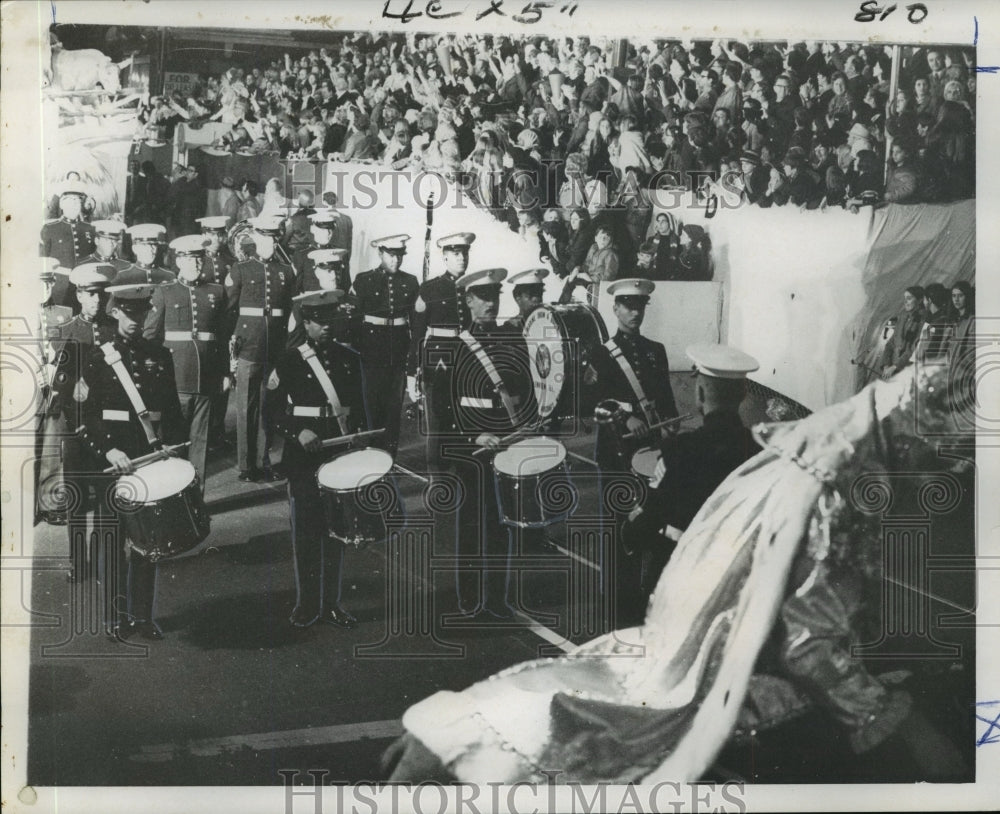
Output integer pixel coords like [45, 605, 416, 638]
[614, 328, 641, 343]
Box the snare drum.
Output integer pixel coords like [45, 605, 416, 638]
[631, 447, 663, 487]
[114, 458, 210, 561]
[493, 436, 573, 528]
[317, 448, 394, 548]
[523, 303, 608, 420]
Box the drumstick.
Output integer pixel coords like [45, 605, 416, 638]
[391, 462, 430, 485]
[565, 449, 600, 469]
[318, 427, 385, 450]
[471, 420, 546, 457]
[622, 413, 695, 440]
[102, 442, 190, 474]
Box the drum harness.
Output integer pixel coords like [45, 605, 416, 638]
[458, 330, 518, 425]
[296, 344, 351, 437]
[603, 338, 660, 428]
[99, 342, 160, 447]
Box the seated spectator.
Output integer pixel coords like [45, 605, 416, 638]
[783, 146, 822, 208]
[845, 149, 884, 208]
[882, 137, 924, 204]
[923, 100, 975, 201]
[947, 280, 975, 369]
[759, 162, 790, 207]
[582, 223, 619, 283]
[882, 285, 925, 376]
[921, 283, 955, 359]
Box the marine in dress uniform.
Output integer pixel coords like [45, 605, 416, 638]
[70, 220, 131, 313]
[287, 248, 350, 349]
[122, 224, 177, 285]
[426, 269, 536, 617]
[583, 278, 679, 626]
[407, 232, 476, 458]
[196, 216, 237, 286]
[51, 265, 117, 580]
[36, 259, 75, 526]
[144, 235, 230, 491]
[291, 207, 353, 291]
[225, 216, 295, 482]
[198, 216, 238, 445]
[623, 343, 762, 611]
[75, 282, 187, 641]
[40, 181, 97, 309]
[353, 234, 420, 456]
[268, 290, 369, 629]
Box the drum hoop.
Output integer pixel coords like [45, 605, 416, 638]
[631, 446, 661, 478]
[494, 436, 568, 476]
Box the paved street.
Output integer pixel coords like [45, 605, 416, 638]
[25, 373, 703, 786]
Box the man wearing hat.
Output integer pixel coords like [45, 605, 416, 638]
[40, 180, 97, 308]
[195, 216, 236, 285]
[406, 231, 476, 421]
[353, 234, 420, 455]
[292, 204, 354, 290]
[287, 248, 353, 349]
[78, 219, 130, 275]
[623, 343, 761, 607]
[35, 259, 75, 525]
[124, 224, 176, 284]
[267, 289, 369, 629]
[225, 215, 295, 482]
[75, 281, 187, 641]
[738, 150, 770, 205]
[144, 235, 230, 490]
[503, 268, 548, 333]
[167, 164, 205, 239]
[49, 264, 117, 581]
[427, 268, 535, 616]
[584, 278, 679, 624]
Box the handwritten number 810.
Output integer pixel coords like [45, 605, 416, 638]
[855, 1, 928, 23]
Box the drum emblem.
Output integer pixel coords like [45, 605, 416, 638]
[535, 344, 551, 379]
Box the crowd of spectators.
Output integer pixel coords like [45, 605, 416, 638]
[134, 33, 977, 280]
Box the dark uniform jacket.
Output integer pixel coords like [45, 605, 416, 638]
[268, 339, 368, 476]
[352, 267, 420, 369]
[120, 261, 177, 285]
[645, 411, 761, 532]
[202, 248, 236, 286]
[280, 206, 316, 255]
[430, 322, 535, 441]
[76, 334, 187, 461]
[144, 280, 229, 394]
[407, 272, 470, 376]
[42, 220, 98, 310]
[49, 314, 116, 429]
[225, 258, 294, 365]
[588, 330, 678, 423]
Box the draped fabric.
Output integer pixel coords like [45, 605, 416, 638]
[400, 363, 967, 783]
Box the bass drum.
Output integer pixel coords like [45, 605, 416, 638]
[523, 303, 608, 420]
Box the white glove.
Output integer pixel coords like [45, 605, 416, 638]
[406, 375, 420, 403]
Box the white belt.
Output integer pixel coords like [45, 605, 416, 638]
[240, 307, 285, 317]
[364, 315, 408, 326]
[165, 331, 217, 341]
[427, 327, 458, 337]
[288, 405, 351, 418]
[103, 409, 161, 422]
[459, 396, 521, 409]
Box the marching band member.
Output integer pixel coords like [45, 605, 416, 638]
[75, 279, 187, 641]
[268, 289, 369, 629]
[502, 268, 548, 333]
[225, 216, 294, 483]
[586, 278, 679, 471]
[584, 278, 678, 625]
[36, 258, 74, 526]
[353, 234, 420, 456]
[50, 264, 117, 579]
[407, 231, 476, 451]
[77, 220, 131, 276]
[624, 343, 761, 604]
[144, 235, 230, 491]
[123, 224, 177, 284]
[287, 247, 351, 349]
[427, 268, 535, 617]
[40, 180, 96, 309]
[293, 208, 353, 292]
[195, 215, 236, 285]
